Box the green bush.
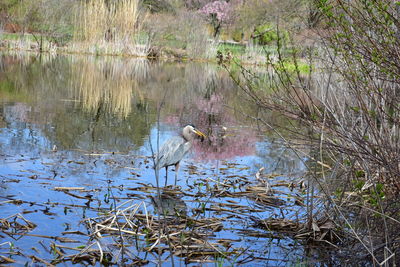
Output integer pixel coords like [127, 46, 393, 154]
[253, 24, 289, 46]
[231, 29, 244, 42]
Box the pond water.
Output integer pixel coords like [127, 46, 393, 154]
[0, 53, 316, 266]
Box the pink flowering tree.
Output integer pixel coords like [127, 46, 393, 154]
[199, 1, 232, 38]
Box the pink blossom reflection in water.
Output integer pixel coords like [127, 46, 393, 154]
[191, 126, 257, 162]
[194, 93, 258, 162]
[163, 91, 258, 163]
[195, 93, 223, 114]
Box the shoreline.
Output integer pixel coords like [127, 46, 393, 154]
[0, 36, 274, 67]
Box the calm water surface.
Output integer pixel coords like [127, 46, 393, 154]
[0, 53, 310, 266]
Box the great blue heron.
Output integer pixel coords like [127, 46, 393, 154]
[155, 124, 206, 186]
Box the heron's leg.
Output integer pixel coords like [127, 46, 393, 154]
[164, 166, 168, 186]
[174, 162, 180, 186]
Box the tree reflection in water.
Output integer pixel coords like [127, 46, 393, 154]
[191, 92, 258, 162]
[0, 53, 260, 161]
[163, 88, 258, 162]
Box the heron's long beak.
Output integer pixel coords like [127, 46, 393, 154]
[193, 129, 207, 141]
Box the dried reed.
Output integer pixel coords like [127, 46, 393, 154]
[73, 0, 148, 56]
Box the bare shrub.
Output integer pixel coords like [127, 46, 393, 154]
[144, 9, 217, 58]
[227, 0, 400, 264]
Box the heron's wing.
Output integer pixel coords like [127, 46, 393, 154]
[155, 136, 191, 169]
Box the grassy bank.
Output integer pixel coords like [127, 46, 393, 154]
[0, 0, 316, 66]
[0, 32, 313, 71]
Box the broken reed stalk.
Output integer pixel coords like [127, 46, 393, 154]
[0, 213, 37, 230]
[1, 162, 323, 265]
[107, 182, 126, 262]
[81, 194, 233, 264]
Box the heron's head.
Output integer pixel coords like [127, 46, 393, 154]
[183, 124, 206, 141]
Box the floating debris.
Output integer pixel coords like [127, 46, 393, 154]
[0, 213, 37, 233]
[251, 217, 301, 233]
[54, 187, 85, 191]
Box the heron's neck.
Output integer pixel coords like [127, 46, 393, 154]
[182, 132, 193, 142]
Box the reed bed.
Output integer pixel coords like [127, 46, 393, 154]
[0, 160, 342, 265]
[72, 0, 149, 57]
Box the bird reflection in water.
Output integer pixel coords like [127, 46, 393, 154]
[150, 190, 187, 218]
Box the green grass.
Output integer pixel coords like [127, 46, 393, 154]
[280, 61, 311, 74]
[0, 32, 310, 67]
[0, 32, 37, 41]
[217, 43, 246, 55]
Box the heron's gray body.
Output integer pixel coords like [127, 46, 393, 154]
[155, 136, 191, 170]
[154, 125, 205, 185]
